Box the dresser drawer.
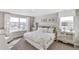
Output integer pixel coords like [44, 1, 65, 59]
[57, 32, 74, 44]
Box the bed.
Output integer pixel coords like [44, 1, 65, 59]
[24, 27, 56, 50]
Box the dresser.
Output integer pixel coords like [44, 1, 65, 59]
[57, 32, 74, 44]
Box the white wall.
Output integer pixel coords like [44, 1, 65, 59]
[59, 9, 75, 17]
[0, 12, 4, 29]
[74, 9, 79, 35]
[35, 13, 59, 28]
[35, 13, 59, 21]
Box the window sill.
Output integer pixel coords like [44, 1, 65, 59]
[10, 30, 27, 33]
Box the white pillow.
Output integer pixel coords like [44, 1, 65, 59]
[38, 28, 48, 33]
[48, 28, 54, 33]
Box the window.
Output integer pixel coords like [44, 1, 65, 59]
[10, 17, 19, 32]
[19, 18, 27, 30]
[60, 16, 73, 32]
[9, 17, 27, 33]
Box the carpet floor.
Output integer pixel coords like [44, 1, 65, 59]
[10, 38, 79, 50]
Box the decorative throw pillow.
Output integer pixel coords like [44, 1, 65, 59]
[48, 28, 54, 33]
[38, 28, 48, 33]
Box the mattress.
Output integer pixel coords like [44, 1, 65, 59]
[24, 31, 55, 50]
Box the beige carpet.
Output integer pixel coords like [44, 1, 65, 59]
[48, 41, 75, 50]
[10, 38, 79, 50]
[11, 38, 37, 50]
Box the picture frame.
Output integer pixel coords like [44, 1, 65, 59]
[41, 18, 57, 22]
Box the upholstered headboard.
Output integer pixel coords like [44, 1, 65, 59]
[38, 24, 57, 33]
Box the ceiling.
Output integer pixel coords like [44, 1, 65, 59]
[0, 9, 63, 17]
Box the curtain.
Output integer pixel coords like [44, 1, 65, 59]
[4, 14, 10, 36]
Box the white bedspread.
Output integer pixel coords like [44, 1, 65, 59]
[24, 31, 55, 50]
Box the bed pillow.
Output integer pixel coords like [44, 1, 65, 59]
[48, 28, 54, 33]
[38, 28, 48, 33]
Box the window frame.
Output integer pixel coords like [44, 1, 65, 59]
[9, 16, 27, 33]
[60, 16, 74, 33]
